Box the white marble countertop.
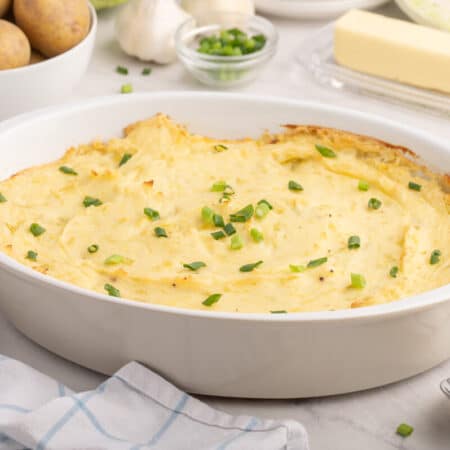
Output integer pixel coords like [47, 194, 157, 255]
[1, 2, 449, 449]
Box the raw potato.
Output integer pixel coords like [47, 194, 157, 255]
[14, 0, 90, 57]
[29, 49, 46, 64]
[0, 19, 31, 70]
[0, 0, 11, 18]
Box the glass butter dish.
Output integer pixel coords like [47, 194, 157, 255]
[296, 24, 450, 116]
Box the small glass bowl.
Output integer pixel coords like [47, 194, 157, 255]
[175, 12, 278, 88]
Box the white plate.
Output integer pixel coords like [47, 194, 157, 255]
[255, 0, 391, 19]
[395, 0, 450, 31]
[0, 92, 448, 398]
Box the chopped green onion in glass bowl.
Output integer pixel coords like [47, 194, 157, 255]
[175, 12, 278, 88]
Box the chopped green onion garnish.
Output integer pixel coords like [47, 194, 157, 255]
[214, 144, 228, 152]
[201, 206, 215, 226]
[258, 199, 272, 210]
[230, 204, 254, 222]
[315, 144, 337, 158]
[350, 273, 366, 289]
[240, 260, 263, 272]
[368, 198, 382, 210]
[288, 180, 303, 191]
[30, 223, 46, 237]
[211, 230, 226, 240]
[26, 250, 37, 261]
[104, 283, 121, 297]
[250, 228, 264, 243]
[358, 180, 369, 191]
[83, 196, 103, 208]
[223, 223, 236, 236]
[183, 261, 206, 271]
[202, 293, 222, 307]
[396, 423, 414, 437]
[408, 181, 422, 192]
[0, 193, 7, 203]
[88, 244, 99, 254]
[430, 249, 441, 265]
[255, 199, 272, 219]
[307, 257, 327, 268]
[213, 214, 225, 228]
[290, 264, 306, 273]
[348, 235, 361, 249]
[59, 166, 77, 175]
[116, 65, 128, 75]
[271, 310, 287, 314]
[104, 254, 133, 265]
[121, 83, 133, 94]
[144, 207, 160, 221]
[211, 180, 227, 192]
[119, 153, 133, 167]
[389, 266, 399, 278]
[142, 67, 152, 76]
[154, 227, 168, 238]
[230, 234, 243, 250]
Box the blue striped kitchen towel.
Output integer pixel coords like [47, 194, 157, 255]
[0, 355, 309, 449]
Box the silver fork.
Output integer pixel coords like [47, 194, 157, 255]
[441, 379, 450, 398]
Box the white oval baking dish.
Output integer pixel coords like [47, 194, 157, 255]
[0, 92, 448, 398]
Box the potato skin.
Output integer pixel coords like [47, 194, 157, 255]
[0, 0, 11, 18]
[0, 19, 31, 70]
[14, 0, 90, 57]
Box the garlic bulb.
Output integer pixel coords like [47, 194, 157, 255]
[181, 0, 255, 23]
[115, 0, 191, 64]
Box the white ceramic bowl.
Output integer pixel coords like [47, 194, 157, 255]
[0, 4, 97, 121]
[0, 92, 448, 399]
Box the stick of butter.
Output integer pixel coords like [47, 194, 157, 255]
[334, 9, 450, 95]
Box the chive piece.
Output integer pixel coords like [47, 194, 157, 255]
[219, 185, 235, 203]
[144, 207, 160, 221]
[350, 273, 366, 289]
[408, 181, 422, 192]
[389, 266, 399, 278]
[290, 264, 306, 273]
[201, 206, 215, 225]
[154, 227, 168, 238]
[202, 293, 222, 306]
[240, 260, 263, 272]
[396, 423, 414, 438]
[368, 198, 382, 210]
[307, 257, 327, 268]
[59, 166, 78, 175]
[214, 144, 228, 152]
[26, 250, 37, 261]
[211, 180, 227, 192]
[0, 193, 7, 203]
[119, 153, 133, 167]
[104, 283, 121, 297]
[223, 223, 236, 236]
[116, 65, 128, 75]
[104, 254, 132, 265]
[211, 230, 226, 240]
[250, 228, 264, 243]
[213, 214, 225, 228]
[121, 83, 133, 94]
[183, 261, 206, 271]
[358, 180, 369, 191]
[230, 204, 254, 222]
[142, 67, 152, 76]
[258, 199, 273, 210]
[88, 244, 99, 254]
[30, 223, 46, 237]
[288, 180, 303, 191]
[230, 234, 243, 250]
[430, 249, 441, 265]
[83, 196, 103, 208]
[316, 144, 337, 158]
[348, 235, 361, 249]
[271, 310, 287, 314]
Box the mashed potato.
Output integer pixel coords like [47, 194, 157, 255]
[0, 114, 448, 313]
